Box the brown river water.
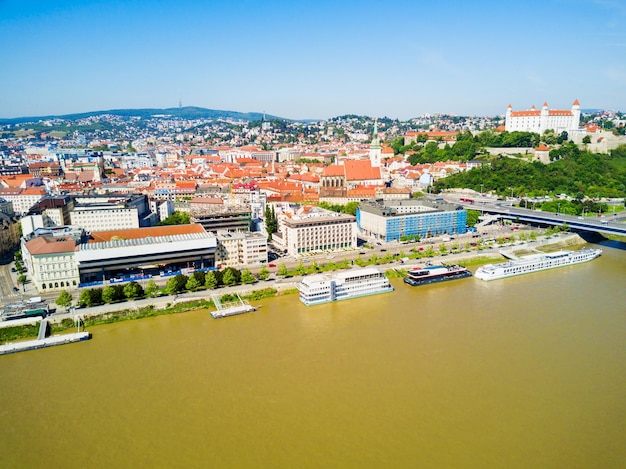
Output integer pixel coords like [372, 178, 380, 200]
[1, 243, 625, 468]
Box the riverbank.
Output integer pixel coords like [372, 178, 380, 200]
[0, 232, 587, 344]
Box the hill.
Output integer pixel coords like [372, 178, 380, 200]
[0, 106, 284, 124]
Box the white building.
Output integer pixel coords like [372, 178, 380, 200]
[272, 209, 357, 256]
[215, 231, 268, 268]
[70, 204, 140, 232]
[0, 188, 47, 215]
[505, 100, 581, 134]
[69, 195, 149, 232]
[22, 236, 80, 292]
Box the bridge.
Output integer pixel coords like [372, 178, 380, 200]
[458, 202, 626, 237]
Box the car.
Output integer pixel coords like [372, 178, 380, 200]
[268, 263, 276, 268]
[577, 217, 584, 220]
[10, 267, 16, 272]
[12, 286, 19, 292]
[380, 249, 387, 252]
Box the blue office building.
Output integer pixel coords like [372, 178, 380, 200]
[357, 199, 467, 242]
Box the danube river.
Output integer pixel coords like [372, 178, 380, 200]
[1, 243, 625, 468]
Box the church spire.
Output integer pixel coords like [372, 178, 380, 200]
[369, 118, 382, 167]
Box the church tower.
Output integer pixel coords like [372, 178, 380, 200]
[369, 119, 382, 168]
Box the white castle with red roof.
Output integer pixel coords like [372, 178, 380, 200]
[505, 100, 581, 135]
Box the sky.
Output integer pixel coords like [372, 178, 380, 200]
[1, 0, 625, 120]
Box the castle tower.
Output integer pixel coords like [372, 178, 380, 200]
[572, 99, 581, 130]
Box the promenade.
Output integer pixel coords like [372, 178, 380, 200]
[38, 231, 585, 325]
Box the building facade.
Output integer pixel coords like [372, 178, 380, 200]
[22, 236, 80, 292]
[75, 225, 217, 284]
[357, 199, 467, 242]
[69, 195, 150, 232]
[215, 231, 268, 268]
[505, 100, 581, 134]
[273, 211, 357, 256]
[192, 209, 252, 233]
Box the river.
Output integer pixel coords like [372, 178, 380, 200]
[1, 243, 625, 468]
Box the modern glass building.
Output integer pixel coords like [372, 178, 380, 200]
[357, 198, 467, 242]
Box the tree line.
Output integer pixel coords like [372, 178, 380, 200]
[56, 266, 271, 309]
[434, 144, 626, 199]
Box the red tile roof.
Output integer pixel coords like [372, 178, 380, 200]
[25, 237, 76, 255]
[344, 160, 381, 182]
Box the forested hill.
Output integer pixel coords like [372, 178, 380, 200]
[434, 144, 626, 198]
[0, 106, 283, 124]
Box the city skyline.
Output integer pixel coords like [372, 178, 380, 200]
[1, 0, 625, 120]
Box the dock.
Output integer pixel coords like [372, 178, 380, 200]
[210, 294, 256, 319]
[0, 331, 91, 356]
[0, 315, 91, 356]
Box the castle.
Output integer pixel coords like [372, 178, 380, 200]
[505, 100, 581, 135]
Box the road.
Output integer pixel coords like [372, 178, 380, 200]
[0, 222, 566, 315]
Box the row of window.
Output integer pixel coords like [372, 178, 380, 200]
[41, 280, 77, 289]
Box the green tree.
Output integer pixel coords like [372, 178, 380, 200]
[240, 269, 256, 284]
[101, 286, 115, 304]
[223, 267, 241, 283]
[157, 211, 190, 226]
[17, 274, 27, 290]
[186, 276, 200, 291]
[166, 274, 188, 294]
[582, 135, 591, 144]
[191, 271, 205, 286]
[55, 290, 72, 311]
[257, 266, 270, 280]
[78, 289, 94, 307]
[465, 209, 481, 227]
[123, 281, 144, 299]
[277, 263, 289, 276]
[342, 201, 360, 216]
[222, 269, 237, 286]
[145, 279, 160, 297]
[204, 271, 219, 289]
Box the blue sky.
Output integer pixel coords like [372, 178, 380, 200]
[1, 0, 625, 120]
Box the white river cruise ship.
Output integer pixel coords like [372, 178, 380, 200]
[475, 248, 602, 281]
[297, 267, 393, 306]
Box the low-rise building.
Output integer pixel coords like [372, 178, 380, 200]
[22, 235, 80, 292]
[75, 224, 217, 284]
[215, 230, 268, 268]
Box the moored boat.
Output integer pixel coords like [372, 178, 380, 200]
[474, 248, 602, 281]
[297, 267, 393, 306]
[403, 264, 472, 286]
